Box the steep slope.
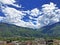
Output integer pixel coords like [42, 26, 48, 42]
[40, 22, 60, 38]
[0, 23, 42, 37]
[0, 22, 60, 39]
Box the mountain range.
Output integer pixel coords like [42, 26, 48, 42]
[0, 22, 60, 39]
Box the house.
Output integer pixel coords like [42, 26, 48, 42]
[46, 40, 53, 45]
[0, 41, 6, 45]
[53, 39, 60, 45]
[34, 38, 46, 45]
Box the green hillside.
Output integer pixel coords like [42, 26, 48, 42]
[40, 22, 60, 39]
[0, 22, 60, 39]
[0, 23, 42, 37]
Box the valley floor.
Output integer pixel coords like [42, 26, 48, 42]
[0, 38, 60, 45]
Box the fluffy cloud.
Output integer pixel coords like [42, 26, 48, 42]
[0, 16, 4, 21]
[30, 8, 40, 17]
[0, 0, 60, 29]
[42, 2, 57, 13]
[0, 0, 22, 8]
[0, 0, 15, 5]
[0, 0, 37, 28]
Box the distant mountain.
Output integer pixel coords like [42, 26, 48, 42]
[0, 22, 60, 39]
[40, 22, 60, 38]
[0, 23, 42, 37]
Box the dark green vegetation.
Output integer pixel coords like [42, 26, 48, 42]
[0, 23, 42, 37]
[40, 22, 60, 39]
[0, 22, 60, 39]
[0, 37, 35, 41]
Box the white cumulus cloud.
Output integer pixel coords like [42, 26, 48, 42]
[30, 8, 40, 17]
[0, 0, 15, 4]
[0, 0, 60, 29]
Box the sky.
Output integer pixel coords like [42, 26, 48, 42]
[17, 0, 60, 10]
[0, 0, 60, 29]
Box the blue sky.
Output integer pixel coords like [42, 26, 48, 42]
[0, 0, 60, 16]
[0, 0, 60, 28]
[16, 0, 60, 10]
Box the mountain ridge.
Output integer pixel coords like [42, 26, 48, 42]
[0, 22, 60, 39]
[40, 22, 60, 38]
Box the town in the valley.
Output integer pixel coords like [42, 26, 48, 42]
[0, 38, 60, 45]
